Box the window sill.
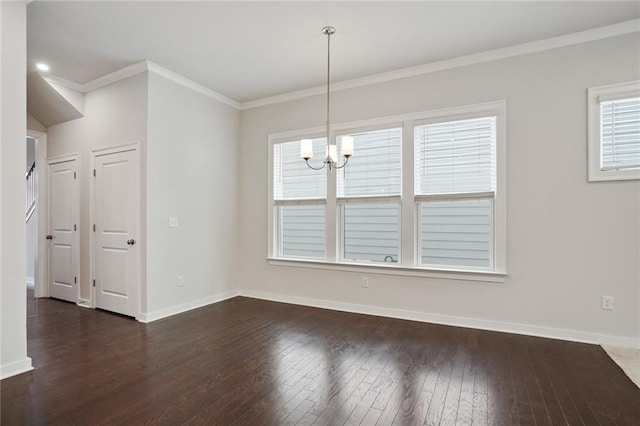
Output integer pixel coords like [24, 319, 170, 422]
[267, 257, 507, 283]
[588, 169, 640, 182]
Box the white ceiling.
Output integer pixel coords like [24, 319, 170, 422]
[27, 1, 640, 103]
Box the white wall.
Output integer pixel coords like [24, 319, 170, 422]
[145, 72, 240, 318]
[238, 33, 640, 347]
[47, 73, 148, 302]
[0, 0, 32, 379]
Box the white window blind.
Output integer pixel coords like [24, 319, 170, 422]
[274, 138, 326, 200]
[414, 117, 496, 195]
[338, 128, 402, 197]
[601, 97, 640, 171]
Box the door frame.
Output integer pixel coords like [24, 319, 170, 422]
[89, 142, 142, 317]
[46, 153, 80, 303]
[27, 130, 48, 298]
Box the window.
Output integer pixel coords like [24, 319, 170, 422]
[273, 138, 326, 259]
[588, 81, 640, 181]
[414, 117, 496, 269]
[268, 101, 506, 280]
[338, 128, 402, 263]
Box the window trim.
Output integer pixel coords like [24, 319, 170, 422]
[267, 100, 507, 281]
[588, 80, 640, 182]
[266, 257, 506, 283]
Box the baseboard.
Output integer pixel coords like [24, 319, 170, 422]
[0, 357, 33, 380]
[26, 277, 34, 286]
[77, 299, 92, 308]
[237, 289, 640, 349]
[137, 290, 239, 323]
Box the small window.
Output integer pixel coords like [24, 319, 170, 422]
[588, 81, 640, 181]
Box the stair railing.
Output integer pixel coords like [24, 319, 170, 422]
[26, 162, 36, 222]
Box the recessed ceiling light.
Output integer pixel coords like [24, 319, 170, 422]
[36, 63, 50, 72]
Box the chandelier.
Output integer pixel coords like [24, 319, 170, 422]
[300, 26, 353, 171]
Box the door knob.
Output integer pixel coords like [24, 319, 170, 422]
[127, 239, 135, 246]
[45, 235, 53, 240]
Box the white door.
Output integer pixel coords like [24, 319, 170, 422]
[47, 158, 79, 302]
[93, 148, 140, 318]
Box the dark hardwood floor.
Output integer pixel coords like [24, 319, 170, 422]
[2, 291, 639, 425]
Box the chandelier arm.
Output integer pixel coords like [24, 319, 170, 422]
[332, 156, 350, 170]
[305, 159, 327, 171]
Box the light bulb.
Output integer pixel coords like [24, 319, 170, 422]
[300, 139, 313, 159]
[341, 136, 354, 157]
[327, 145, 337, 162]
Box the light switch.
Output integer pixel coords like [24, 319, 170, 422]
[169, 217, 178, 228]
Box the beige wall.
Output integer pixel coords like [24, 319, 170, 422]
[1, 0, 32, 378]
[238, 33, 640, 346]
[27, 112, 46, 132]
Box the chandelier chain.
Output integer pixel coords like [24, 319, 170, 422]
[300, 26, 351, 171]
[326, 27, 331, 153]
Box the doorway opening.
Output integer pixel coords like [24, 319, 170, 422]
[26, 137, 37, 296]
[26, 130, 48, 299]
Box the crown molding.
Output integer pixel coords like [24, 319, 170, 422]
[44, 60, 241, 109]
[241, 18, 640, 110]
[146, 61, 242, 109]
[42, 75, 85, 93]
[84, 61, 148, 92]
[44, 61, 148, 94]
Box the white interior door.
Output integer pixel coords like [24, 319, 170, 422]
[47, 158, 79, 302]
[93, 147, 140, 318]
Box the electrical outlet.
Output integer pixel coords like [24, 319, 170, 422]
[361, 277, 369, 288]
[177, 275, 184, 287]
[601, 296, 614, 310]
[169, 217, 179, 228]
